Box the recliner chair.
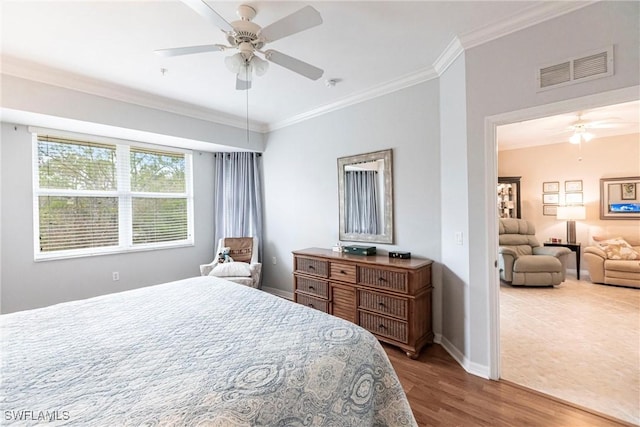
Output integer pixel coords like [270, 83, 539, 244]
[498, 219, 571, 286]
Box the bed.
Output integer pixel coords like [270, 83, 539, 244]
[1, 276, 416, 426]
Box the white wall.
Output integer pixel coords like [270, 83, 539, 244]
[464, 1, 639, 371]
[261, 81, 442, 311]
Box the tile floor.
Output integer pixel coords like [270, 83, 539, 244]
[500, 277, 639, 425]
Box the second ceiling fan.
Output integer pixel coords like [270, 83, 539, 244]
[156, 0, 324, 90]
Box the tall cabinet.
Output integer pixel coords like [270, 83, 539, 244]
[498, 176, 521, 219]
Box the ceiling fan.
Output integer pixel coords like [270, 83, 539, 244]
[566, 114, 626, 144]
[155, 0, 324, 90]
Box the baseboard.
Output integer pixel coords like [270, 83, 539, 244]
[262, 286, 293, 300]
[438, 334, 490, 379]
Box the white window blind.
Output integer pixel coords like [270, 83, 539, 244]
[34, 134, 193, 260]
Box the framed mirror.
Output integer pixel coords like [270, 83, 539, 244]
[338, 149, 393, 243]
[600, 176, 640, 219]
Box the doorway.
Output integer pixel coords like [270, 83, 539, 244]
[486, 86, 640, 424]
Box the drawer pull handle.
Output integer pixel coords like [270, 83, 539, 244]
[378, 324, 386, 329]
[308, 303, 314, 308]
[309, 286, 315, 290]
[378, 302, 385, 307]
[308, 265, 315, 270]
[378, 277, 386, 282]
[340, 270, 346, 274]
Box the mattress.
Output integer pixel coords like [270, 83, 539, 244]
[1, 276, 416, 426]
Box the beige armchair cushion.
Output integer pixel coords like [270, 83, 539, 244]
[595, 238, 639, 260]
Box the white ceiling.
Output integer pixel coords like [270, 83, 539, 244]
[1, 0, 597, 133]
[498, 100, 640, 151]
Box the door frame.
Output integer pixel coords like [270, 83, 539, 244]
[485, 85, 640, 380]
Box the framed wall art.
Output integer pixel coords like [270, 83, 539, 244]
[543, 181, 559, 193]
[622, 183, 636, 200]
[565, 180, 583, 192]
[600, 176, 640, 219]
[543, 205, 558, 216]
[543, 193, 559, 204]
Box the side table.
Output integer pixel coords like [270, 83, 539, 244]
[544, 242, 581, 280]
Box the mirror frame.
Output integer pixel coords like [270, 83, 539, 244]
[338, 149, 393, 244]
[600, 176, 640, 219]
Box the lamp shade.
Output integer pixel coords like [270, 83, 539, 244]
[556, 205, 586, 220]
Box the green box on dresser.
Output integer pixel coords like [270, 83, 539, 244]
[292, 247, 433, 359]
[342, 245, 377, 256]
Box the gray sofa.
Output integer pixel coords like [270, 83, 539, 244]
[498, 219, 571, 286]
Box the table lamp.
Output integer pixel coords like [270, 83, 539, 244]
[556, 205, 586, 244]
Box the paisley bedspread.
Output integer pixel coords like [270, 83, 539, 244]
[1, 276, 416, 426]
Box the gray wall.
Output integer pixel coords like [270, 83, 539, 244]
[463, 0, 639, 371]
[0, 77, 267, 313]
[0, 123, 217, 313]
[438, 54, 469, 359]
[0, 1, 637, 377]
[261, 81, 442, 314]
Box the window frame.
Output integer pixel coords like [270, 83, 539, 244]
[32, 130, 194, 261]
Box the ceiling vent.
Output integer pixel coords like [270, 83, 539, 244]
[537, 46, 613, 91]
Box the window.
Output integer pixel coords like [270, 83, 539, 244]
[34, 133, 193, 260]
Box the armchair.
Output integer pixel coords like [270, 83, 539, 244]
[498, 219, 571, 286]
[200, 236, 262, 288]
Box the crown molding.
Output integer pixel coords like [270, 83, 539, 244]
[458, 1, 597, 50]
[268, 66, 439, 132]
[0, 56, 269, 133]
[1, 2, 598, 134]
[433, 37, 464, 77]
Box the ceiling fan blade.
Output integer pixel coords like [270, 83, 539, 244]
[154, 44, 224, 57]
[264, 49, 323, 80]
[236, 77, 251, 91]
[259, 6, 322, 43]
[181, 0, 233, 32]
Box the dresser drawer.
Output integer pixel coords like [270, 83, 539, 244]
[358, 290, 407, 320]
[359, 267, 408, 293]
[359, 311, 408, 343]
[295, 257, 328, 277]
[330, 262, 356, 283]
[295, 276, 329, 298]
[296, 293, 329, 313]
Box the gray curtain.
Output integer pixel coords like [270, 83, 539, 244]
[345, 170, 379, 234]
[213, 152, 263, 261]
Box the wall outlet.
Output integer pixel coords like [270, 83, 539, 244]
[112, 272, 120, 281]
[272, 257, 277, 265]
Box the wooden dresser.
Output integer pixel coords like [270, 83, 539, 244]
[292, 248, 433, 358]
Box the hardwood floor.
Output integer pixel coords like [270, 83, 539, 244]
[382, 343, 632, 427]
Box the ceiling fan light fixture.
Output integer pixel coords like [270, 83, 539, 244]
[569, 132, 581, 144]
[251, 56, 269, 76]
[225, 53, 245, 74]
[569, 129, 594, 144]
[237, 64, 253, 82]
